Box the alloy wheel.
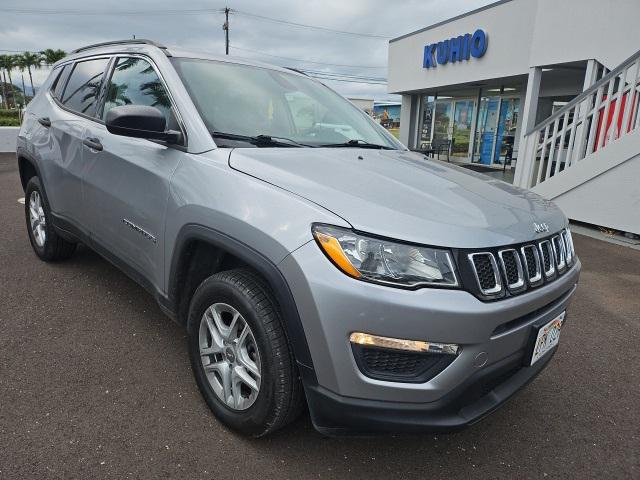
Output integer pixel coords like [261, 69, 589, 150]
[29, 190, 46, 247]
[199, 303, 262, 410]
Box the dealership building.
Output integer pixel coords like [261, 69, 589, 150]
[388, 0, 640, 235]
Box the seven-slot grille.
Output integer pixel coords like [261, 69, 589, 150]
[468, 228, 576, 298]
[468, 252, 502, 295]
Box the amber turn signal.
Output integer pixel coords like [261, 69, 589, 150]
[313, 230, 362, 278]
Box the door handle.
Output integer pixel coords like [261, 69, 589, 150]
[38, 117, 51, 127]
[83, 137, 103, 151]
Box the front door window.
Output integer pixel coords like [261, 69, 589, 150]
[102, 57, 178, 130]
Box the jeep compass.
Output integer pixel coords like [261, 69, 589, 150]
[17, 39, 580, 436]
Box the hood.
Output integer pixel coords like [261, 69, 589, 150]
[229, 148, 566, 248]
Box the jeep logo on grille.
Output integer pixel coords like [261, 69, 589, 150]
[533, 222, 550, 234]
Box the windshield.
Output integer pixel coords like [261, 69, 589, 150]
[172, 57, 401, 149]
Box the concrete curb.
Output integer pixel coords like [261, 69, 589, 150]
[0, 127, 19, 153]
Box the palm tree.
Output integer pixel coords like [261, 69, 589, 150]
[0, 55, 18, 107]
[0, 54, 19, 108]
[21, 51, 42, 97]
[0, 55, 9, 108]
[15, 55, 28, 106]
[40, 49, 66, 66]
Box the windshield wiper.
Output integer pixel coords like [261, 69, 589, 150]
[211, 131, 312, 147]
[319, 139, 395, 150]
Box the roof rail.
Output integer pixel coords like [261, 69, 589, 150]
[71, 39, 168, 54]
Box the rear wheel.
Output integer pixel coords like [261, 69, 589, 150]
[187, 268, 303, 437]
[24, 177, 76, 261]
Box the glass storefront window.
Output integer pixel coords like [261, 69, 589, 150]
[452, 100, 474, 156]
[494, 98, 520, 164]
[433, 100, 452, 144]
[419, 95, 434, 149]
[417, 88, 521, 162]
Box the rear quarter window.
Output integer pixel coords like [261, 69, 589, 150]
[61, 58, 110, 117]
[50, 64, 71, 100]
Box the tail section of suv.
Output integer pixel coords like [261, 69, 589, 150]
[17, 40, 580, 437]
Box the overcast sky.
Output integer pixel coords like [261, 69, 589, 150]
[1, 0, 493, 100]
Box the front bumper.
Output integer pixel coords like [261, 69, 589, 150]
[303, 344, 554, 435]
[279, 240, 580, 433]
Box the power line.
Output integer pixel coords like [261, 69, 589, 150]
[297, 69, 387, 85]
[232, 9, 390, 39]
[298, 69, 386, 82]
[229, 46, 385, 69]
[0, 6, 391, 39]
[304, 75, 387, 85]
[0, 7, 223, 16]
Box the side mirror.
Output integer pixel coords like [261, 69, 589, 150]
[105, 105, 181, 143]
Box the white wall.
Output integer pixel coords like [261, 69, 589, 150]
[348, 98, 374, 111]
[551, 155, 640, 235]
[0, 127, 19, 152]
[388, 0, 640, 94]
[532, 131, 640, 235]
[529, 0, 640, 70]
[388, 0, 536, 94]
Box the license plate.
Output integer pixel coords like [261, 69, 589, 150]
[530, 311, 565, 366]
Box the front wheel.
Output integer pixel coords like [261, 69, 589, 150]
[187, 268, 304, 437]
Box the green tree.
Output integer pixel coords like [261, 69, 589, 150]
[40, 48, 66, 65]
[0, 55, 16, 108]
[15, 55, 28, 106]
[20, 51, 42, 98]
[0, 61, 7, 109]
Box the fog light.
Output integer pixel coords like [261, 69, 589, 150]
[349, 332, 459, 355]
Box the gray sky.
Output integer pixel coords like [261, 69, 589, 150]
[1, 0, 494, 100]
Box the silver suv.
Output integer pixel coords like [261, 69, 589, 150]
[17, 40, 580, 437]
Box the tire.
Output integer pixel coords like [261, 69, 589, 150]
[187, 268, 304, 437]
[24, 177, 77, 262]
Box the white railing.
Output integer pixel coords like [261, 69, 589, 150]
[521, 49, 640, 188]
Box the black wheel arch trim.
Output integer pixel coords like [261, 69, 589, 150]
[168, 223, 316, 377]
[16, 147, 44, 193]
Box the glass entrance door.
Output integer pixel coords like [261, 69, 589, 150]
[452, 100, 474, 157]
[474, 96, 500, 165]
[433, 100, 452, 145]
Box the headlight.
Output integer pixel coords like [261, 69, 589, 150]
[312, 224, 459, 288]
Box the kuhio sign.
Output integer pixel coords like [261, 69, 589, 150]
[423, 29, 488, 68]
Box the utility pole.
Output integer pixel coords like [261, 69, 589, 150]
[223, 7, 230, 55]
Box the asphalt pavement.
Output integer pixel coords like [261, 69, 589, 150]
[0, 153, 638, 479]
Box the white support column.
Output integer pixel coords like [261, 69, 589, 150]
[583, 59, 599, 90]
[399, 94, 415, 148]
[468, 88, 482, 162]
[513, 67, 542, 188]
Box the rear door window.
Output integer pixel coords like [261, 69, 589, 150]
[101, 57, 178, 129]
[61, 58, 110, 117]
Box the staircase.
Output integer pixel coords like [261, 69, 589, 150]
[515, 49, 640, 235]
